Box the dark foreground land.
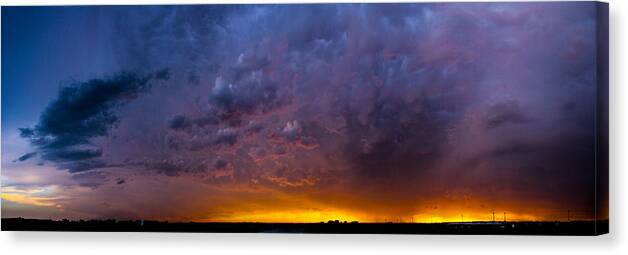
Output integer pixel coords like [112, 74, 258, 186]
[1, 218, 608, 235]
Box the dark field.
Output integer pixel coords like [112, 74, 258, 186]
[1, 218, 608, 235]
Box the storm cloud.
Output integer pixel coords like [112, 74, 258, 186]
[19, 70, 169, 172]
[7, 3, 604, 221]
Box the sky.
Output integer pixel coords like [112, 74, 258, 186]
[1, 3, 607, 223]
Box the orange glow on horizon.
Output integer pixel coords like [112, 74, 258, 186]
[193, 206, 593, 223]
[177, 190, 598, 223]
[199, 209, 367, 223]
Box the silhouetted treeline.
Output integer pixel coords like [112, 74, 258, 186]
[1, 218, 608, 235]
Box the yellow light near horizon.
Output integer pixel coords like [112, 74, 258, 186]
[1, 193, 57, 207]
[203, 209, 365, 223]
[411, 211, 543, 223]
[195, 206, 576, 223]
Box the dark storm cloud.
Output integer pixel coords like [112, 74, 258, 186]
[485, 101, 528, 129]
[19, 70, 169, 172]
[41, 149, 102, 162]
[22, 71, 167, 147]
[168, 113, 221, 131]
[98, 3, 597, 190]
[168, 115, 188, 130]
[340, 93, 451, 181]
[11, 3, 602, 220]
[71, 171, 107, 188]
[60, 160, 111, 174]
[111, 5, 237, 72]
[213, 158, 228, 169]
[14, 152, 37, 162]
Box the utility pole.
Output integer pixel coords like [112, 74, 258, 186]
[492, 209, 495, 222]
[503, 212, 506, 223]
[461, 214, 464, 222]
